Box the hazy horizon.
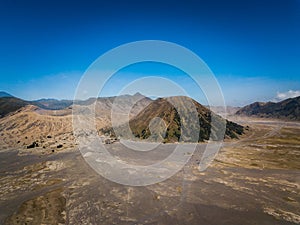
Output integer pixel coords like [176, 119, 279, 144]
[1, 89, 300, 109]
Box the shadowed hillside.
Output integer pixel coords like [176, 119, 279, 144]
[236, 96, 300, 121]
[0, 97, 29, 118]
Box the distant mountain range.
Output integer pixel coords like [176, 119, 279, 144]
[0, 92, 153, 149]
[3, 90, 299, 143]
[2, 91, 299, 122]
[33, 99, 73, 110]
[0, 93, 244, 142]
[236, 96, 300, 121]
[0, 91, 151, 113]
[5, 91, 299, 143]
[0, 91, 246, 144]
[0, 92, 73, 117]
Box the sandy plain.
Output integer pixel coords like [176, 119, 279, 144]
[0, 113, 299, 224]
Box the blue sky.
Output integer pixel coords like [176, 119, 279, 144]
[0, 0, 299, 106]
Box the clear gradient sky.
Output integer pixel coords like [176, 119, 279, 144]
[0, 0, 299, 106]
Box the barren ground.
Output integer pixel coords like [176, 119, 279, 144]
[0, 117, 299, 225]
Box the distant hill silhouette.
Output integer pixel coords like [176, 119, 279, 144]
[101, 96, 244, 142]
[33, 99, 73, 110]
[34, 92, 152, 110]
[236, 96, 300, 120]
[0, 91, 14, 98]
[0, 92, 152, 118]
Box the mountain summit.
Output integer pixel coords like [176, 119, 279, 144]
[103, 96, 244, 143]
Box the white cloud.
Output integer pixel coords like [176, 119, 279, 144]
[274, 90, 300, 102]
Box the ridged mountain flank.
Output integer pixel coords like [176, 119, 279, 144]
[236, 96, 300, 121]
[103, 96, 244, 143]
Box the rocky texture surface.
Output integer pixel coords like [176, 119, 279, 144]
[0, 118, 299, 224]
[102, 96, 244, 142]
[236, 96, 300, 121]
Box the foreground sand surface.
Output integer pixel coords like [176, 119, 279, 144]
[0, 117, 299, 225]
